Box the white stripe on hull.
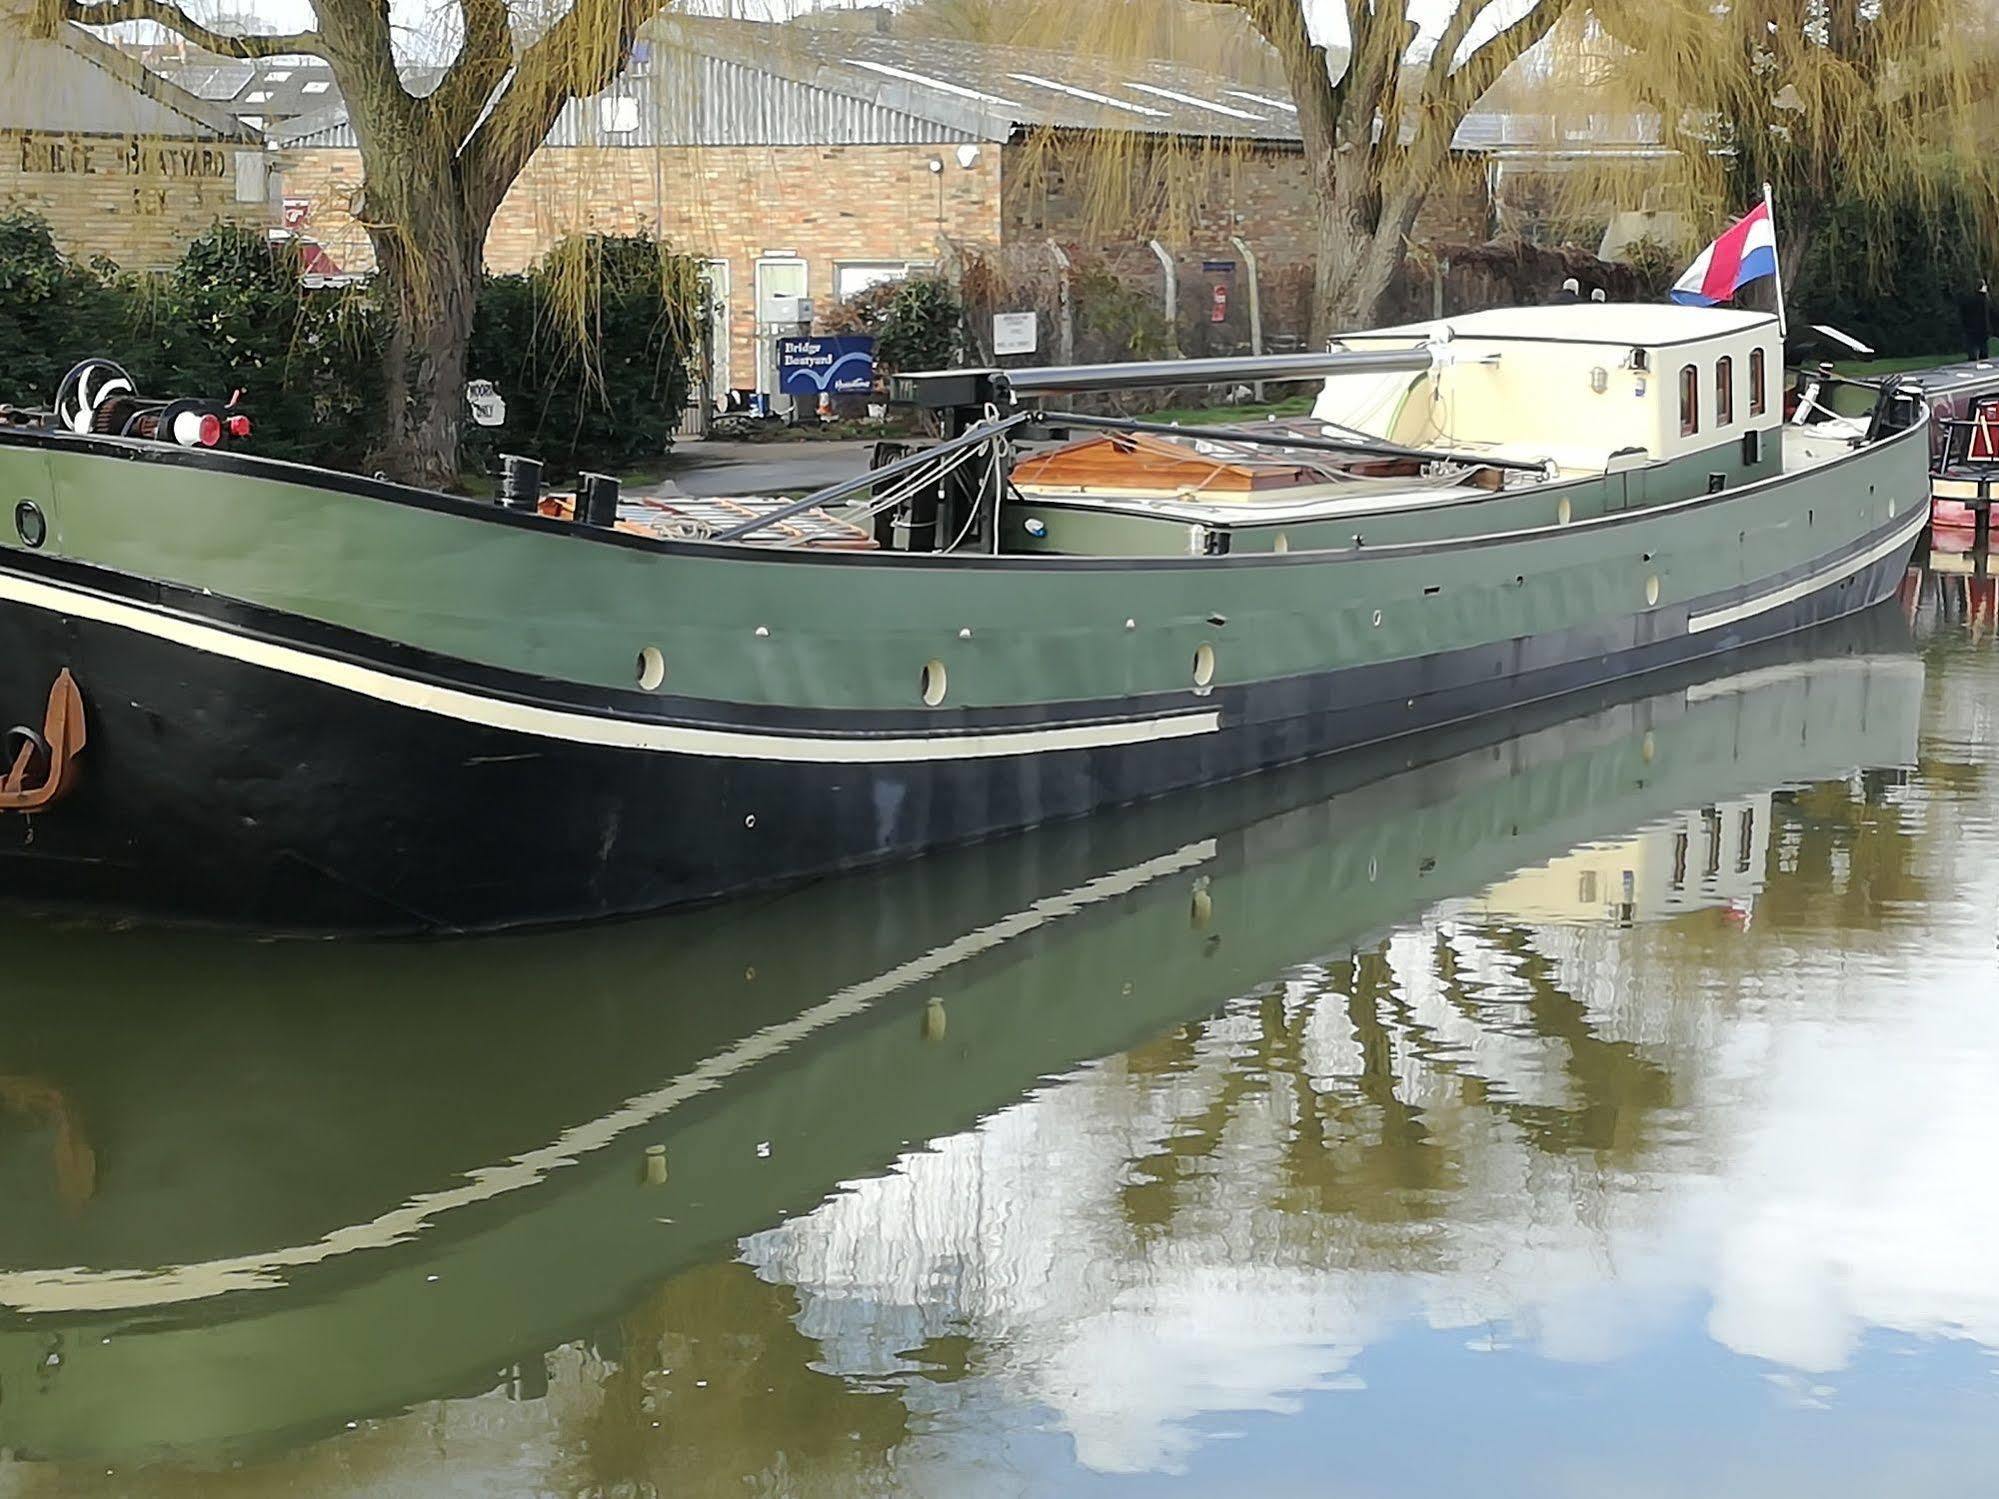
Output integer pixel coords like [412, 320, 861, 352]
[0, 570, 1220, 763]
[1685, 511, 1927, 636]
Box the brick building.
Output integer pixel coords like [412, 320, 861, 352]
[0, 0, 275, 269]
[154, 18, 1655, 398]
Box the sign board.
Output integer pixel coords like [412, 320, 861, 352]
[465, 379, 507, 428]
[776, 336, 876, 397]
[1201, 259, 1237, 274]
[992, 311, 1038, 356]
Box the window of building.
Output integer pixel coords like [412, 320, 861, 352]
[834, 262, 910, 302]
[1679, 364, 1699, 436]
[1749, 347, 1767, 416]
[1716, 355, 1734, 425]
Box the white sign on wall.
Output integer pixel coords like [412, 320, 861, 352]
[992, 311, 1038, 356]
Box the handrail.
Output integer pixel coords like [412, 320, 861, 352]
[709, 412, 1034, 543]
[1034, 410, 1550, 475]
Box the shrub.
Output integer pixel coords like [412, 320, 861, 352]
[0, 214, 380, 467]
[467, 233, 701, 476]
[824, 275, 963, 374]
[137, 224, 382, 467]
[0, 211, 129, 411]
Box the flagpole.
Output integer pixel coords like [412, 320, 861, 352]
[1763, 181, 1788, 341]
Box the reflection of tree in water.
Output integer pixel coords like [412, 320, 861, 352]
[1756, 770, 1932, 933]
[1112, 918, 1677, 1249]
[558, 1261, 908, 1499]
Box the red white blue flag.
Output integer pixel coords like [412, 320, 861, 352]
[1669, 200, 1779, 307]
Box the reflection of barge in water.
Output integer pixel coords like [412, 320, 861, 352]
[0, 305, 1929, 930]
[0, 614, 1921, 1465]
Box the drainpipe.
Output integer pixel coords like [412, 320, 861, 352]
[1228, 234, 1263, 400]
[1147, 238, 1179, 356]
[1046, 238, 1075, 365]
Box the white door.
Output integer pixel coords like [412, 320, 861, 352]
[754, 257, 808, 402]
[699, 259, 731, 404]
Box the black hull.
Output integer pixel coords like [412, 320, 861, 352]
[0, 531, 1923, 932]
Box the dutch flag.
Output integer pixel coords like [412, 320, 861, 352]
[1669, 200, 1779, 307]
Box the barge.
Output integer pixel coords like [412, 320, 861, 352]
[0, 303, 1932, 930]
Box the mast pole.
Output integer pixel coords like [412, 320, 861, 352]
[1764, 181, 1788, 340]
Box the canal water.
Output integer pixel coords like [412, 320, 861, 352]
[2, 566, 1996, 1497]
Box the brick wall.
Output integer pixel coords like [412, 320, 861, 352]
[285, 141, 1002, 392]
[1, 129, 270, 269]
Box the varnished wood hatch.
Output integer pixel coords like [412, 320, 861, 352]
[1011, 429, 1430, 498]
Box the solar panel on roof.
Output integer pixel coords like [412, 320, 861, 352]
[1124, 82, 1264, 120]
[1007, 73, 1168, 117]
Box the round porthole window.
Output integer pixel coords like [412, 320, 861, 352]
[1557, 497, 1573, 526]
[921, 658, 948, 706]
[1645, 574, 1661, 607]
[1192, 643, 1216, 689]
[14, 500, 46, 549]
[635, 646, 666, 690]
[1272, 531, 1290, 554]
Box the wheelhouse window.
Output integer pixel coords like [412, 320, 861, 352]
[1749, 347, 1767, 416]
[1716, 356, 1735, 425]
[1679, 364, 1699, 436]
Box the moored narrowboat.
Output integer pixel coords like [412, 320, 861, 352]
[1856, 357, 1999, 534]
[0, 303, 1931, 931]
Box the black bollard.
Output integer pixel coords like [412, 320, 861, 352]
[578, 472, 621, 528]
[499, 454, 542, 512]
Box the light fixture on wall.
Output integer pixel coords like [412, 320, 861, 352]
[955, 144, 980, 169]
[926, 157, 944, 174]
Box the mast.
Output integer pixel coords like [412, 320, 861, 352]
[1764, 181, 1788, 340]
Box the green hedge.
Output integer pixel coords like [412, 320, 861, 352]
[0, 212, 699, 480]
[467, 234, 700, 477]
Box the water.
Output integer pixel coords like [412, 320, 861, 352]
[2, 565, 1997, 1497]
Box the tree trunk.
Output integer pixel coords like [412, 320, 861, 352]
[358, 135, 489, 491]
[370, 216, 485, 491]
[1311, 155, 1424, 342]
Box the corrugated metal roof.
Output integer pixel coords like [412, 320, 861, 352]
[248, 19, 1658, 156]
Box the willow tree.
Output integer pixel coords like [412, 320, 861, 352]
[1207, 0, 1584, 338]
[1566, 0, 1999, 286]
[38, 0, 671, 487]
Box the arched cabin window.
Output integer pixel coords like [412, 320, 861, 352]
[1716, 356, 1735, 425]
[1749, 347, 1767, 416]
[1680, 364, 1699, 436]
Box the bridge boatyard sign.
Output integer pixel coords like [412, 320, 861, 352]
[776, 336, 876, 397]
[14, 132, 234, 180]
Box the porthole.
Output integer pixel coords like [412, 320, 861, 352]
[1645, 574, 1661, 607]
[1371, 609, 1383, 628]
[1557, 497, 1573, 526]
[1192, 643, 1216, 689]
[14, 500, 46, 549]
[1273, 531, 1290, 554]
[635, 646, 666, 690]
[920, 658, 948, 706]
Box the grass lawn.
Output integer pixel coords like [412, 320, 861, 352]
[1141, 393, 1316, 426]
[1833, 353, 1954, 378]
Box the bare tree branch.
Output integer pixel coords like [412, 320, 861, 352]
[1444, 0, 1565, 114]
[1425, 0, 1489, 96]
[458, 0, 670, 218]
[428, 0, 516, 141]
[56, 0, 322, 58]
